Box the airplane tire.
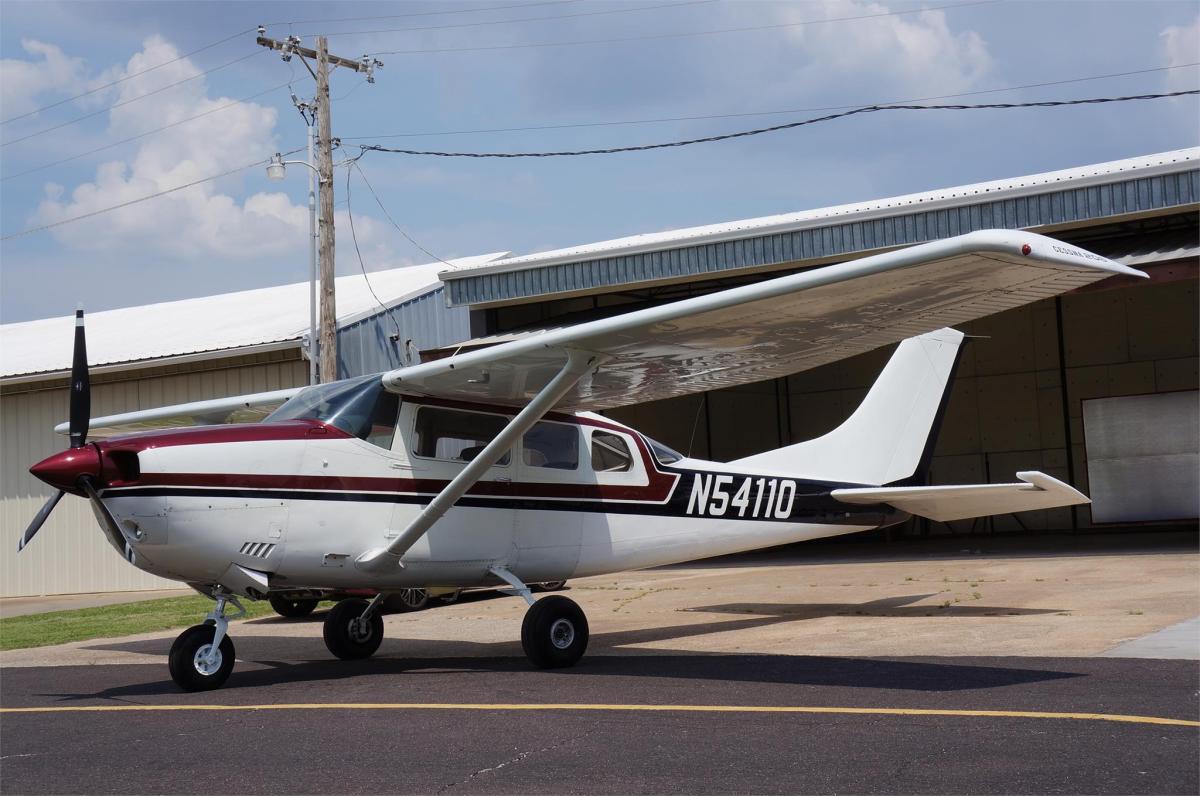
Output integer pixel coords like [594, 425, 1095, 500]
[323, 598, 384, 660]
[390, 588, 429, 612]
[269, 595, 319, 618]
[168, 624, 235, 692]
[521, 596, 588, 669]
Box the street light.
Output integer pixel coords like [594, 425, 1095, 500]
[267, 143, 321, 385]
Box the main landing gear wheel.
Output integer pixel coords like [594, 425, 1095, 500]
[521, 595, 589, 669]
[169, 624, 235, 692]
[323, 598, 384, 660]
[269, 595, 319, 618]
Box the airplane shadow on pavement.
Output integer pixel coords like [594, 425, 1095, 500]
[44, 593, 1079, 701]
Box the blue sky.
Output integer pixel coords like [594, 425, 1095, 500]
[1, 0, 1197, 322]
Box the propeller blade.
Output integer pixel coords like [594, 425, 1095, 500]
[69, 305, 90, 449]
[17, 490, 65, 552]
[79, 477, 134, 564]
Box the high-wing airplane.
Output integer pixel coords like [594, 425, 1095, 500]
[18, 230, 1145, 691]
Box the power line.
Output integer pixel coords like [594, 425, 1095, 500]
[348, 158, 461, 271]
[345, 161, 404, 343]
[263, 0, 580, 29]
[342, 62, 1200, 141]
[302, 0, 715, 39]
[1, 83, 291, 182]
[0, 148, 304, 241]
[0, 29, 257, 125]
[1, 50, 265, 148]
[369, 0, 998, 55]
[355, 90, 1199, 159]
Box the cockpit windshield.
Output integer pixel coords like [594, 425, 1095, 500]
[644, 435, 683, 465]
[265, 374, 399, 448]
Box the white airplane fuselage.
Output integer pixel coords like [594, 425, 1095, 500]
[60, 398, 898, 596]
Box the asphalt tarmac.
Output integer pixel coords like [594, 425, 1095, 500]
[2, 652, 1196, 794]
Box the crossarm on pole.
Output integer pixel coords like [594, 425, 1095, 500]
[356, 349, 600, 573]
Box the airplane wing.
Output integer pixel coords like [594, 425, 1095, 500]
[53, 387, 302, 438]
[830, 471, 1090, 521]
[381, 230, 1145, 410]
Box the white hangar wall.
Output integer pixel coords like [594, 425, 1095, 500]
[0, 350, 307, 598]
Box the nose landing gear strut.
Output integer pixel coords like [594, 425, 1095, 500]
[168, 592, 244, 692]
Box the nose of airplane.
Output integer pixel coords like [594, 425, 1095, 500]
[30, 445, 102, 492]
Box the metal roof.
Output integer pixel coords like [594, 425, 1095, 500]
[0, 253, 506, 381]
[440, 148, 1199, 308]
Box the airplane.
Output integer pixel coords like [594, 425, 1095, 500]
[17, 230, 1145, 691]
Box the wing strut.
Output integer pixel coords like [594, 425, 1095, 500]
[355, 349, 601, 573]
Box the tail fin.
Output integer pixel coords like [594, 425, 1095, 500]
[731, 327, 965, 485]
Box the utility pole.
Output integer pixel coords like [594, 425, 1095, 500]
[314, 37, 337, 383]
[255, 31, 382, 382]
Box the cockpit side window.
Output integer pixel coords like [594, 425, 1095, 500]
[363, 392, 400, 450]
[412, 407, 512, 465]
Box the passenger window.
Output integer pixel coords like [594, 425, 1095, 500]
[591, 431, 633, 472]
[522, 422, 579, 470]
[412, 407, 511, 465]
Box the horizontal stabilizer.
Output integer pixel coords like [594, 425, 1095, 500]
[831, 471, 1089, 522]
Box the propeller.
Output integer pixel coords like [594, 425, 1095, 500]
[69, 303, 91, 449]
[18, 305, 92, 553]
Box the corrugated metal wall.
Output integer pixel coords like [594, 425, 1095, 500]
[337, 288, 471, 377]
[0, 351, 307, 597]
[445, 168, 1199, 306]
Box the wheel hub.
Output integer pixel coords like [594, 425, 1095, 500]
[348, 618, 373, 644]
[193, 644, 222, 676]
[549, 618, 575, 649]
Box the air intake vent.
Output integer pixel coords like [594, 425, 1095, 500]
[239, 542, 276, 559]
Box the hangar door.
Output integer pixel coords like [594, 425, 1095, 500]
[1083, 391, 1199, 523]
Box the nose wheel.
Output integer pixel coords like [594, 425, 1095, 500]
[168, 593, 243, 692]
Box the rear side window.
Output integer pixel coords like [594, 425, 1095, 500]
[591, 431, 633, 472]
[413, 407, 511, 465]
[522, 421, 579, 470]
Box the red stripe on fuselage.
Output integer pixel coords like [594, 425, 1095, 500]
[126, 470, 676, 503]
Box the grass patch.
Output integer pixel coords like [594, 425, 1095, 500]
[0, 595, 277, 651]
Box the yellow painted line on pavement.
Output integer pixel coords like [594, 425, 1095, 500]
[1, 703, 1196, 727]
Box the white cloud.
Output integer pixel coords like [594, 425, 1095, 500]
[0, 39, 87, 118]
[29, 36, 413, 272]
[777, 1, 992, 99]
[31, 36, 312, 258]
[1161, 15, 1200, 92]
[516, 0, 992, 119]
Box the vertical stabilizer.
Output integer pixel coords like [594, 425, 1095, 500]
[731, 328, 965, 485]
